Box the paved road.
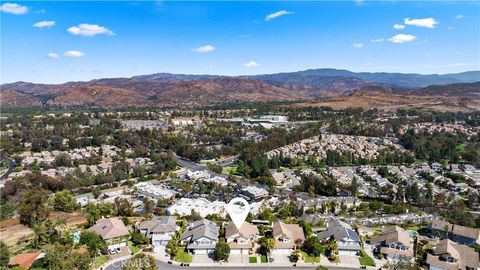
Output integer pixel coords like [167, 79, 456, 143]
[0, 157, 16, 180]
[104, 259, 359, 270]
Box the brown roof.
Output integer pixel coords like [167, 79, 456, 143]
[379, 246, 413, 258]
[431, 219, 453, 231]
[432, 219, 480, 242]
[8, 252, 40, 269]
[428, 239, 480, 270]
[88, 217, 129, 240]
[370, 226, 410, 247]
[225, 222, 259, 239]
[272, 221, 305, 249]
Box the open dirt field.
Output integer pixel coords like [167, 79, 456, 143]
[0, 211, 87, 245]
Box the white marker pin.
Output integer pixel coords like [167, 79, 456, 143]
[226, 197, 250, 230]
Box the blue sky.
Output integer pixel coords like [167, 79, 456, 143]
[1, 1, 479, 84]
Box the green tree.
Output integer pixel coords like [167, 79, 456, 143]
[18, 190, 51, 227]
[301, 236, 324, 257]
[51, 190, 79, 213]
[123, 253, 157, 270]
[79, 231, 107, 256]
[213, 242, 230, 262]
[131, 231, 149, 245]
[0, 241, 9, 267]
[43, 243, 93, 270]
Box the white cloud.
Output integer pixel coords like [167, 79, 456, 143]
[404, 17, 438, 28]
[64, 50, 85, 58]
[371, 38, 384, 43]
[388, 34, 417, 43]
[243, 61, 259, 68]
[353, 43, 364, 48]
[47, 52, 59, 59]
[67, 24, 114, 36]
[194, 44, 215, 53]
[355, 0, 365, 5]
[455, 14, 465, 20]
[33, 21, 55, 28]
[265, 10, 292, 21]
[393, 24, 405, 30]
[1, 3, 28, 15]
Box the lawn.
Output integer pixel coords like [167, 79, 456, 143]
[95, 255, 111, 268]
[249, 256, 258, 263]
[128, 241, 140, 254]
[260, 255, 267, 263]
[175, 248, 192, 263]
[358, 249, 375, 266]
[301, 251, 320, 263]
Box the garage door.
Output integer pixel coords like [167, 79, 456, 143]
[339, 250, 358, 256]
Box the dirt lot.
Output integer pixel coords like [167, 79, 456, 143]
[0, 211, 87, 245]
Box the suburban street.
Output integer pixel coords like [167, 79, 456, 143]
[103, 259, 361, 270]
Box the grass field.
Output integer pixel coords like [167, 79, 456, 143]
[301, 251, 320, 263]
[358, 249, 375, 266]
[249, 256, 258, 263]
[175, 248, 192, 263]
[260, 255, 267, 263]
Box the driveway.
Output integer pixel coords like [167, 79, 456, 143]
[339, 255, 360, 267]
[228, 253, 249, 264]
[191, 254, 214, 264]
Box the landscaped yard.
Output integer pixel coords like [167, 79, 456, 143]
[358, 249, 375, 266]
[95, 255, 111, 268]
[128, 241, 140, 254]
[260, 255, 267, 263]
[175, 248, 192, 263]
[301, 251, 320, 263]
[249, 256, 258, 263]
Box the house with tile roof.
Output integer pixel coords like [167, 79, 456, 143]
[271, 221, 305, 254]
[426, 239, 480, 270]
[8, 252, 42, 269]
[179, 219, 219, 255]
[88, 217, 130, 249]
[370, 226, 413, 262]
[317, 219, 361, 255]
[225, 221, 259, 255]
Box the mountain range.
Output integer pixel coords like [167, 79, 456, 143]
[1, 69, 479, 110]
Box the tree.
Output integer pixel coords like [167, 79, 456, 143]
[302, 236, 324, 257]
[258, 237, 275, 255]
[131, 231, 149, 245]
[51, 190, 79, 213]
[213, 242, 230, 262]
[43, 243, 93, 270]
[80, 231, 107, 256]
[18, 190, 51, 227]
[0, 241, 9, 267]
[123, 253, 157, 270]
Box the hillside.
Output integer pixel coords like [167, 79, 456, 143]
[1, 69, 479, 110]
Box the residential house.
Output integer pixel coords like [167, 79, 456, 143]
[179, 219, 219, 255]
[317, 219, 361, 255]
[370, 226, 413, 262]
[88, 217, 130, 249]
[426, 239, 479, 270]
[225, 222, 259, 255]
[138, 216, 178, 252]
[271, 221, 305, 254]
[430, 220, 480, 245]
[8, 252, 42, 269]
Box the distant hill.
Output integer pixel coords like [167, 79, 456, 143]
[1, 69, 479, 109]
[249, 69, 480, 88]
